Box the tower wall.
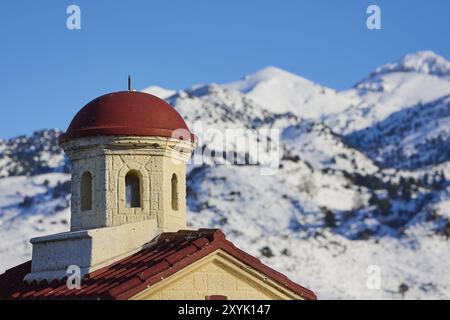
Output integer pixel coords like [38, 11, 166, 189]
[61, 135, 195, 233]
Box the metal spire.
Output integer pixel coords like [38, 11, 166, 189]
[128, 75, 132, 91]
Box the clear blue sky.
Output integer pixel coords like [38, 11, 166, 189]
[1, 0, 449, 138]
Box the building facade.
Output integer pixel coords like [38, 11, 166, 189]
[0, 90, 316, 300]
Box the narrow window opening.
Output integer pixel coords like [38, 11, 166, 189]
[171, 173, 179, 211]
[126, 171, 141, 208]
[81, 171, 92, 211]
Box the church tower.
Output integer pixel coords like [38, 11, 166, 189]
[59, 91, 196, 233]
[25, 90, 196, 281]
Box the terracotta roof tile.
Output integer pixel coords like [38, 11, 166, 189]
[0, 229, 316, 300]
[137, 260, 170, 281]
[192, 237, 210, 249]
[164, 245, 198, 265]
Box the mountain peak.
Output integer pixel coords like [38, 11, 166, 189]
[373, 50, 450, 77]
[222, 66, 315, 95]
[247, 66, 299, 79]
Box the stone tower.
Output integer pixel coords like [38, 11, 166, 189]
[59, 91, 196, 233]
[25, 91, 196, 281]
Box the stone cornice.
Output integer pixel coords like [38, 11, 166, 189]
[61, 135, 196, 162]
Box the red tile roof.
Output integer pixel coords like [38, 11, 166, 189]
[0, 229, 316, 300]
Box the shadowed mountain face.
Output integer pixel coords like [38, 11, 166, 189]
[347, 95, 450, 170]
[0, 129, 68, 178]
[1, 51, 450, 299]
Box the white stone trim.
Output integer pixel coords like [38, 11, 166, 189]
[25, 220, 159, 282]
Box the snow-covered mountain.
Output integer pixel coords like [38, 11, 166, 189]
[372, 50, 450, 77]
[1, 51, 449, 299]
[326, 51, 450, 135]
[223, 66, 354, 117]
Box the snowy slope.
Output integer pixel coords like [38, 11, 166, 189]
[282, 120, 378, 174]
[347, 95, 450, 169]
[186, 164, 450, 299]
[167, 84, 299, 170]
[142, 85, 176, 99]
[0, 129, 67, 178]
[0, 173, 70, 272]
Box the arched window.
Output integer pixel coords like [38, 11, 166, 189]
[125, 171, 141, 208]
[171, 173, 179, 211]
[81, 171, 92, 211]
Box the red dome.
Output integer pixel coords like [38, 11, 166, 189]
[59, 91, 195, 144]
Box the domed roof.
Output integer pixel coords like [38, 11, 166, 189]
[59, 91, 195, 144]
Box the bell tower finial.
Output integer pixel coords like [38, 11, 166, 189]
[128, 75, 132, 91]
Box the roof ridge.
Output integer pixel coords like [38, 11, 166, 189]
[216, 237, 316, 299]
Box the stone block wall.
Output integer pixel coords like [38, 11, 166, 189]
[61, 136, 194, 233]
